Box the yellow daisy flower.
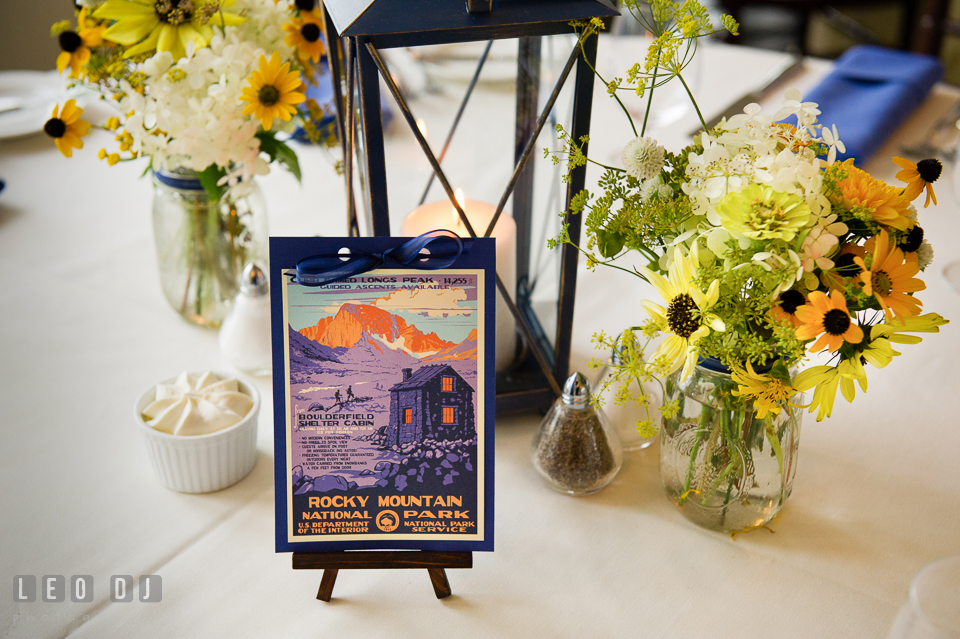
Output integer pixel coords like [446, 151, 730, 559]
[793, 358, 866, 421]
[871, 312, 949, 345]
[95, 0, 245, 60]
[854, 230, 925, 322]
[283, 9, 325, 64]
[55, 9, 106, 78]
[835, 160, 914, 232]
[637, 246, 725, 381]
[893, 156, 941, 208]
[239, 51, 306, 131]
[794, 289, 863, 353]
[730, 362, 799, 419]
[44, 100, 91, 158]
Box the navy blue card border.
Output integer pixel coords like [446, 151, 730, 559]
[270, 236, 496, 553]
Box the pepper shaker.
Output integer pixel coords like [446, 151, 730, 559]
[219, 263, 272, 376]
[532, 372, 622, 495]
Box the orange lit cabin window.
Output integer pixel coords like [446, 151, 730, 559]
[442, 407, 455, 424]
[404, 408, 413, 424]
[442, 376, 454, 392]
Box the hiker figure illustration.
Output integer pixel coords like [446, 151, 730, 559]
[334, 390, 341, 404]
[346, 386, 355, 401]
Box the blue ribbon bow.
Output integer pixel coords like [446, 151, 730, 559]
[294, 230, 465, 287]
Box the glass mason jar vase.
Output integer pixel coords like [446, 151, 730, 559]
[151, 168, 267, 327]
[659, 358, 802, 533]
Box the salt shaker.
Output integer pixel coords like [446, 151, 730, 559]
[532, 372, 622, 495]
[596, 332, 659, 451]
[219, 263, 272, 376]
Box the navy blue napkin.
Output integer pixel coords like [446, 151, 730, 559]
[804, 45, 943, 166]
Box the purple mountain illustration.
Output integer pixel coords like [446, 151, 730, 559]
[336, 330, 420, 368]
[288, 325, 342, 371]
[424, 329, 478, 362]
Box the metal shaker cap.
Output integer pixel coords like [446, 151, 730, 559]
[240, 263, 269, 297]
[561, 372, 591, 409]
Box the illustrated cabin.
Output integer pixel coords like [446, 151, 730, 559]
[385, 365, 476, 446]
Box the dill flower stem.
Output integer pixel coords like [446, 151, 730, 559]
[640, 51, 660, 138]
[676, 70, 707, 131]
[575, 27, 637, 137]
[585, 157, 624, 173]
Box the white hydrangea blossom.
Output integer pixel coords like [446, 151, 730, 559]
[116, 0, 294, 188]
[667, 90, 843, 273]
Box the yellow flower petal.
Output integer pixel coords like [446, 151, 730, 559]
[104, 16, 159, 45]
[122, 26, 162, 58]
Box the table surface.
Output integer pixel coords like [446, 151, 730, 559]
[2, 38, 959, 639]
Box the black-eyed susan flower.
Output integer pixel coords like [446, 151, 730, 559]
[293, 0, 316, 10]
[44, 100, 91, 158]
[769, 289, 805, 329]
[715, 183, 811, 242]
[283, 9, 325, 64]
[819, 243, 865, 290]
[239, 52, 306, 131]
[95, 0, 245, 60]
[637, 245, 725, 381]
[893, 156, 941, 208]
[835, 159, 914, 232]
[794, 289, 863, 353]
[55, 9, 105, 78]
[854, 230, 925, 321]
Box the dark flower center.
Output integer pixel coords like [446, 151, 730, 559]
[872, 271, 893, 297]
[155, 0, 194, 25]
[44, 118, 66, 138]
[823, 309, 851, 336]
[833, 252, 861, 276]
[258, 84, 280, 106]
[778, 289, 805, 315]
[59, 31, 82, 53]
[295, 0, 315, 9]
[300, 23, 321, 42]
[917, 158, 942, 183]
[667, 293, 701, 339]
[898, 225, 924, 253]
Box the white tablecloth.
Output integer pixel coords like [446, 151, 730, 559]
[2, 39, 959, 639]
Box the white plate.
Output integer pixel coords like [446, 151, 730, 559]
[0, 70, 69, 140]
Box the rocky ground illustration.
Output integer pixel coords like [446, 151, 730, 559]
[292, 436, 478, 496]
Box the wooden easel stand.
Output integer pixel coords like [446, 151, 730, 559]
[292, 551, 473, 601]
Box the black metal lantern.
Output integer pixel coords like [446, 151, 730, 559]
[319, 0, 618, 413]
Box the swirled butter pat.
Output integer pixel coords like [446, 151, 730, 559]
[141, 372, 253, 436]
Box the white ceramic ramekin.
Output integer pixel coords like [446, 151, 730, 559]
[132, 372, 260, 493]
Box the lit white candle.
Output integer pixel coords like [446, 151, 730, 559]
[402, 190, 518, 371]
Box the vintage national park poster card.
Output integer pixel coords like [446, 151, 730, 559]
[270, 236, 495, 552]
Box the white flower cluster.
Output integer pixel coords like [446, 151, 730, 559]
[683, 89, 831, 226]
[118, 0, 295, 188]
[667, 89, 848, 282]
